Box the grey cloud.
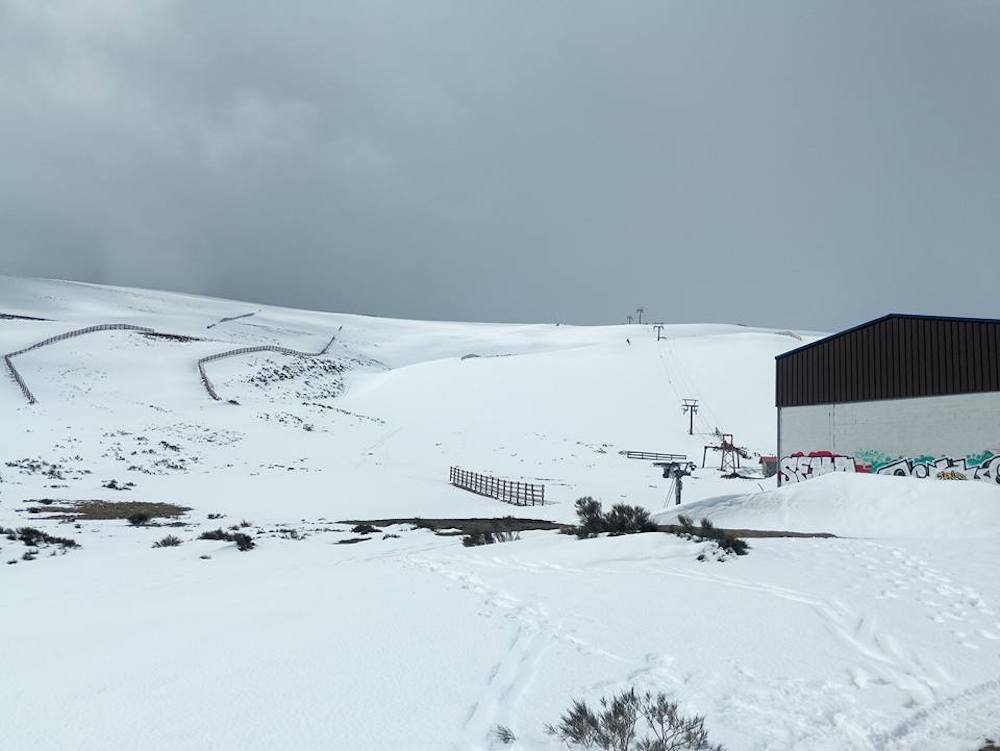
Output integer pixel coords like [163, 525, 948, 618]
[1, 0, 998, 328]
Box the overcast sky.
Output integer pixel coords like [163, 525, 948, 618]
[1, 1, 998, 329]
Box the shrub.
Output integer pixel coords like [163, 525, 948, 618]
[547, 688, 724, 751]
[198, 528, 256, 551]
[152, 535, 182, 548]
[15, 527, 44, 546]
[605, 504, 657, 536]
[16, 527, 79, 548]
[574, 498, 656, 539]
[232, 533, 255, 551]
[462, 529, 520, 547]
[491, 724, 517, 745]
[575, 497, 605, 537]
[127, 513, 150, 527]
[351, 523, 381, 535]
[672, 515, 748, 558]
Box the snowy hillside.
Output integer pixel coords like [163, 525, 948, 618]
[2, 276, 998, 751]
[0, 275, 807, 521]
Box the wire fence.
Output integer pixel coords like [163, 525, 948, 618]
[449, 466, 545, 506]
[4, 322, 340, 406]
[198, 333, 338, 401]
[4, 324, 155, 404]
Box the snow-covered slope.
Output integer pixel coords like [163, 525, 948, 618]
[2, 276, 998, 751]
[0, 274, 808, 522]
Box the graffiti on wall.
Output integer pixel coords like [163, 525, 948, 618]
[778, 451, 870, 484]
[779, 449, 1000, 485]
[872, 453, 1000, 482]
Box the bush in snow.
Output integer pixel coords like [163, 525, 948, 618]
[575, 497, 606, 537]
[231, 533, 255, 551]
[152, 534, 182, 548]
[462, 529, 520, 547]
[674, 515, 748, 557]
[546, 688, 724, 751]
[127, 513, 151, 527]
[351, 523, 381, 535]
[198, 528, 255, 551]
[15, 527, 79, 548]
[604, 504, 657, 536]
[573, 498, 657, 539]
[491, 724, 517, 744]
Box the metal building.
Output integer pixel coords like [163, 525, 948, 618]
[775, 314, 1000, 486]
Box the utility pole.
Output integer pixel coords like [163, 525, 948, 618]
[635, 306, 645, 325]
[681, 398, 699, 435]
[657, 460, 693, 506]
[652, 323, 664, 341]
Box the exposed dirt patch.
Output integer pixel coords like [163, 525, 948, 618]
[139, 331, 203, 342]
[342, 517, 567, 535]
[657, 524, 837, 539]
[343, 517, 837, 539]
[24, 499, 191, 522]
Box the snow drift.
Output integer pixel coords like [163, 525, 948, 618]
[658, 472, 1000, 539]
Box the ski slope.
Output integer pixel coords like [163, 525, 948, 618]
[0, 274, 804, 521]
[1, 275, 998, 751]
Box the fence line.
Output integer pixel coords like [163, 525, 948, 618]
[4, 323, 339, 405]
[449, 466, 545, 506]
[206, 311, 256, 329]
[198, 333, 338, 401]
[4, 324, 155, 405]
[618, 450, 688, 462]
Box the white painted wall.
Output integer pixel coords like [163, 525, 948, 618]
[779, 391, 1000, 458]
[778, 391, 1000, 485]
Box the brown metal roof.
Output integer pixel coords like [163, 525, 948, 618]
[776, 314, 1000, 407]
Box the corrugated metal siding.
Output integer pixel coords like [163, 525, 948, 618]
[776, 315, 1000, 407]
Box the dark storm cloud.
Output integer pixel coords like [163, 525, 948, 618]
[1, 0, 999, 328]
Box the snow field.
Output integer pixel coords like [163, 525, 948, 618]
[1, 275, 998, 750]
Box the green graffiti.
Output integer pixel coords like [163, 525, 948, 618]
[853, 448, 895, 470]
[967, 450, 995, 467]
[853, 449, 997, 475]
